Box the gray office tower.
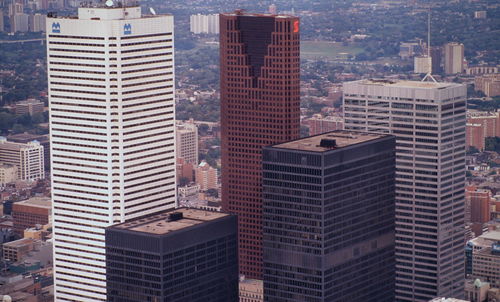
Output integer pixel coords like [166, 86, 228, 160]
[343, 79, 467, 301]
[262, 130, 396, 302]
[105, 208, 238, 302]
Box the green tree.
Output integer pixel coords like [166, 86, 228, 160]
[485, 137, 500, 153]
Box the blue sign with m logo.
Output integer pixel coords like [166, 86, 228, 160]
[52, 22, 60, 33]
[123, 23, 132, 35]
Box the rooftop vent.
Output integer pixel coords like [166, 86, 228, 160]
[167, 212, 183, 222]
[319, 139, 336, 148]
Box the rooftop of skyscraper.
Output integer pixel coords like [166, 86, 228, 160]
[357, 78, 462, 89]
[270, 130, 389, 153]
[111, 208, 230, 235]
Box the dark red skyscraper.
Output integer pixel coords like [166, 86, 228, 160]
[220, 11, 301, 279]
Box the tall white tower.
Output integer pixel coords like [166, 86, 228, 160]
[344, 79, 467, 302]
[47, 5, 176, 301]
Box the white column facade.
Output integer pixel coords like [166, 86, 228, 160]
[343, 79, 466, 302]
[47, 6, 176, 301]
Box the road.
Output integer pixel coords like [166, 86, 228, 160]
[0, 38, 46, 44]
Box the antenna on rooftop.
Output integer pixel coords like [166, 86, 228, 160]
[422, 7, 437, 83]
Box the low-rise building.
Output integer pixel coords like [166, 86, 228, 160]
[239, 278, 263, 302]
[0, 164, 18, 186]
[302, 114, 343, 136]
[178, 183, 200, 198]
[2, 238, 35, 262]
[473, 242, 500, 288]
[475, 74, 500, 97]
[14, 99, 44, 116]
[465, 279, 490, 302]
[12, 196, 51, 235]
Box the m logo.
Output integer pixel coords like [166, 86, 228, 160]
[52, 22, 61, 33]
[123, 23, 132, 35]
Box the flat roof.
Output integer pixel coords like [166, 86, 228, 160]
[479, 230, 500, 242]
[357, 78, 461, 89]
[112, 208, 230, 235]
[270, 130, 389, 153]
[221, 11, 294, 18]
[15, 197, 51, 209]
[3, 238, 34, 248]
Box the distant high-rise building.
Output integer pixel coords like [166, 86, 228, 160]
[47, 5, 176, 301]
[29, 13, 46, 32]
[0, 9, 4, 32]
[474, 11, 487, 19]
[466, 111, 500, 151]
[344, 79, 467, 301]
[176, 122, 198, 164]
[263, 131, 396, 301]
[195, 160, 217, 191]
[466, 123, 486, 151]
[220, 11, 301, 279]
[444, 42, 464, 74]
[190, 14, 219, 34]
[0, 137, 44, 181]
[11, 13, 29, 32]
[430, 46, 442, 74]
[414, 55, 432, 74]
[105, 208, 238, 301]
[268, 4, 277, 14]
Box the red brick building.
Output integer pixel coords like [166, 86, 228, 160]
[220, 11, 300, 279]
[12, 197, 51, 235]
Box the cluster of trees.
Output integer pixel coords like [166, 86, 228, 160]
[0, 110, 48, 135]
[467, 97, 500, 111]
[485, 137, 500, 153]
[176, 98, 220, 122]
[0, 34, 47, 106]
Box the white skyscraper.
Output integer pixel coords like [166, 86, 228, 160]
[47, 5, 176, 301]
[343, 79, 466, 302]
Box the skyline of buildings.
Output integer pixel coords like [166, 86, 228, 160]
[262, 131, 396, 301]
[0, 2, 498, 301]
[47, 5, 176, 301]
[220, 11, 301, 279]
[344, 79, 467, 301]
